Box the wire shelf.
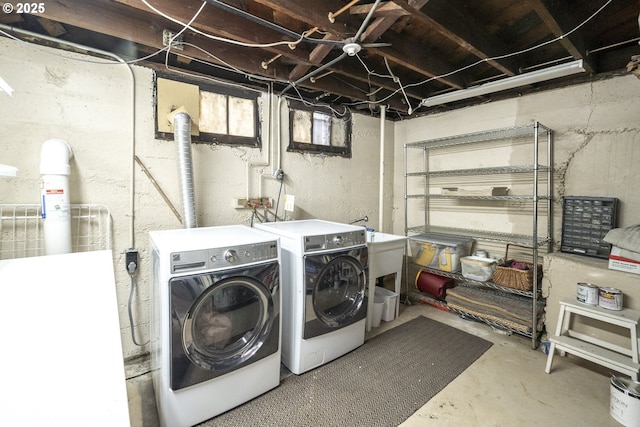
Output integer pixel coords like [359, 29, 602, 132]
[405, 123, 551, 150]
[406, 225, 552, 248]
[0, 204, 111, 259]
[406, 165, 551, 177]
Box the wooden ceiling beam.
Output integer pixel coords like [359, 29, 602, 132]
[389, 0, 520, 77]
[113, 0, 315, 65]
[255, 0, 464, 91]
[526, 0, 595, 74]
[37, 0, 291, 79]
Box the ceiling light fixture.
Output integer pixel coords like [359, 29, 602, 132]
[420, 59, 585, 108]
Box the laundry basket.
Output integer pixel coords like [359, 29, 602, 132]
[491, 244, 542, 291]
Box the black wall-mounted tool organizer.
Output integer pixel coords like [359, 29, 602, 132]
[561, 196, 618, 259]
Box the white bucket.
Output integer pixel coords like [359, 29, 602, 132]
[372, 296, 385, 328]
[610, 376, 640, 427]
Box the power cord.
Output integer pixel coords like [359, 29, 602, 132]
[126, 249, 149, 347]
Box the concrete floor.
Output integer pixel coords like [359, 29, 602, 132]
[127, 301, 623, 427]
[377, 303, 621, 427]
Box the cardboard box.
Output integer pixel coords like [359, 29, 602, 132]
[608, 246, 640, 275]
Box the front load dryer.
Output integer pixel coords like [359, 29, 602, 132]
[150, 225, 281, 427]
[255, 219, 367, 375]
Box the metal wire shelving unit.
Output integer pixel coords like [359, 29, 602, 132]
[404, 122, 553, 348]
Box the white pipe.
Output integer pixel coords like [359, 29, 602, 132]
[40, 139, 73, 255]
[245, 89, 275, 201]
[173, 112, 197, 228]
[276, 96, 283, 171]
[378, 105, 386, 232]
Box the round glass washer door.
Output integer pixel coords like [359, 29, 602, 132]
[182, 276, 274, 371]
[313, 255, 366, 327]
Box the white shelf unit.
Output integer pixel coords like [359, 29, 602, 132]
[404, 122, 553, 349]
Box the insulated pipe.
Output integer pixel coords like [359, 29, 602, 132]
[40, 139, 73, 255]
[378, 105, 386, 232]
[173, 112, 197, 229]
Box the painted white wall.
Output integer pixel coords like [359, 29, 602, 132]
[0, 37, 391, 360]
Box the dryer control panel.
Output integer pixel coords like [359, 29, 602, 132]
[304, 230, 366, 253]
[171, 241, 278, 273]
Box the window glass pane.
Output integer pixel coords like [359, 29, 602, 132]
[200, 92, 227, 134]
[228, 96, 255, 137]
[312, 112, 331, 146]
[292, 110, 312, 143]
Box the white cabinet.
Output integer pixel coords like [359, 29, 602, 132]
[404, 122, 553, 348]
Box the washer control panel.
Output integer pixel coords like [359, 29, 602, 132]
[171, 240, 278, 273]
[304, 230, 366, 253]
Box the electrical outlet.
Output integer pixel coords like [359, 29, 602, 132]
[233, 197, 274, 209]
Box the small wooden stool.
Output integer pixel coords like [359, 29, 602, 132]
[545, 297, 640, 380]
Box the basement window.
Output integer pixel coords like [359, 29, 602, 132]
[155, 74, 261, 147]
[288, 100, 352, 157]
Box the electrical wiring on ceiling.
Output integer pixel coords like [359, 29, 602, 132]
[0, 0, 617, 118]
[343, 0, 615, 114]
[140, 0, 311, 49]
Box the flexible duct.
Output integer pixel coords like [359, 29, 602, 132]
[40, 139, 73, 255]
[173, 112, 197, 228]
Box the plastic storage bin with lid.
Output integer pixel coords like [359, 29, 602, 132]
[409, 232, 474, 272]
[460, 256, 497, 281]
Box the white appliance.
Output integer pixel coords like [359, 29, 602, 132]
[255, 219, 368, 375]
[0, 251, 129, 427]
[150, 226, 281, 427]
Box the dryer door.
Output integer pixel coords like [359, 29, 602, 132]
[303, 247, 367, 339]
[169, 264, 279, 390]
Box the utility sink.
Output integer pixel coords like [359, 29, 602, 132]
[365, 231, 407, 331]
[366, 231, 407, 253]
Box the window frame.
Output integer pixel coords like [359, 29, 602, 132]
[287, 100, 352, 157]
[155, 72, 261, 148]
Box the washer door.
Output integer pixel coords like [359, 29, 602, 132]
[304, 247, 367, 339]
[169, 265, 278, 390]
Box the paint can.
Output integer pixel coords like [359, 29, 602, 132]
[576, 282, 599, 305]
[598, 287, 623, 311]
[610, 376, 640, 427]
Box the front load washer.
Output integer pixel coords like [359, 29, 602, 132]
[150, 225, 281, 427]
[255, 219, 367, 375]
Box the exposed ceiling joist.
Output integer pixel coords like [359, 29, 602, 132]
[0, 0, 634, 119]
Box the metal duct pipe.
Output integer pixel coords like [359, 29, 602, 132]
[173, 112, 197, 229]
